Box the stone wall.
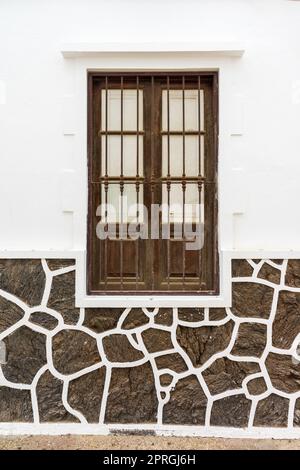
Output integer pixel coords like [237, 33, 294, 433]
[0, 258, 300, 430]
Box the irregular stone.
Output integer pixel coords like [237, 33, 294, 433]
[142, 328, 173, 353]
[210, 395, 251, 427]
[46, 259, 75, 271]
[247, 377, 268, 396]
[232, 282, 273, 319]
[231, 323, 267, 357]
[47, 271, 79, 324]
[273, 291, 300, 349]
[0, 387, 33, 422]
[285, 260, 300, 288]
[266, 352, 300, 394]
[176, 320, 234, 367]
[258, 263, 281, 284]
[163, 375, 207, 425]
[254, 394, 289, 427]
[2, 326, 46, 384]
[160, 374, 174, 386]
[232, 260, 253, 278]
[271, 259, 283, 265]
[105, 363, 157, 423]
[155, 353, 188, 373]
[293, 398, 300, 426]
[84, 308, 124, 333]
[155, 308, 173, 326]
[122, 309, 149, 329]
[52, 329, 101, 375]
[102, 334, 143, 362]
[209, 308, 228, 321]
[178, 308, 204, 322]
[0, 259, 45, 307]
[68, 367, 106, 423]
[0, 296, 24, 333]
[29, 311, 58, 330]
[37, 370, 78, 422]
[203, 358, 260, 395]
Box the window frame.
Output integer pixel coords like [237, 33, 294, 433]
[87, 71, 219, 297]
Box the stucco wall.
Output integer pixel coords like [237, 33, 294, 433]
[1, 0, 300, 252]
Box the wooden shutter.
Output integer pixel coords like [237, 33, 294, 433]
[87, 73, 218, 295]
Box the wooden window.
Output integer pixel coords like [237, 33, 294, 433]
[87, 72, 218, 295]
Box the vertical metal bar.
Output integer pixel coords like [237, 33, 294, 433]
[104, 77, 108, 289]
[151, 76, 155, 291]
[167, 76, 170, 289]
[120, 76, 124, 290]
[182, 76, 186, 289]
[135, 76, 140, 290]
[198, 75, 202, 290]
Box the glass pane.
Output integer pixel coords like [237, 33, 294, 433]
[101, 89, 143, 131]
[101, 183, 144, 224]
[101, 135, 143, 176]
[162, 89, 204, 132]
[162, 135, 202, 177]
[162, 183, 204, 223]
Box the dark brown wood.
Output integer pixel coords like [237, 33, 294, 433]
[87, 72, 219, 295]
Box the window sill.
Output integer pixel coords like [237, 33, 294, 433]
[61, 42, 245, 58]
[75, 250, 232, 308]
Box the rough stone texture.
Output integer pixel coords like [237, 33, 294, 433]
[232, 282, 273, 319]
[47, 271, 79, 324]
[83, 308, 124, 333]
[1, 256, 300, 430]
[52, 329, 101, 375]
[265, 352, 300, 394]
[160, 374, 174, 386]
[0, 296, 23, 333]
[258, 263, 281, 284]
[232, 259, 253, 278]
[273, 291, 300, 349]
[178, 308, 204, 322]
[285, 260, 300, 288]
[142, 328, 173, 353]
[29, 311, 58, 330]
[102, 334, 143, 362]
[46, 259, 75, 271]
[68, 367, 106, 423]
[209, 308, 228, 321]
[176, 321, 234, 367]
[36, 370, 78, 422]
[247, 377, 268, 396]
[0, 259, 45, 307]
[254, 394, 289, 427]
[105, 363, 158, 423]
[163, 376, 207, 425]
[231, 323, 267, 358]
[293, 398, 300, 426]
[203, 358, 260, 395]
[155, 353, 188, 373]
[122, 309, 149, 329]
[2, 326, 46, 384]
[210, 395, 251, 427]
[154, 308, 173, 326]
[0, 387, 33, 422]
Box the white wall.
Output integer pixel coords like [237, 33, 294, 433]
[1, 0, 300, 252]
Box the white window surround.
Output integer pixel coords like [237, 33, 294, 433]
[0, 44, 251, 308]
[61, 43, 247, 308]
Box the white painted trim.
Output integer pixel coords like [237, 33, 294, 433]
[0, 250, 80, 259]
[0, 423, 299, 439]
[75, 250, 232, 308]
[61, 42, 245, 58]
